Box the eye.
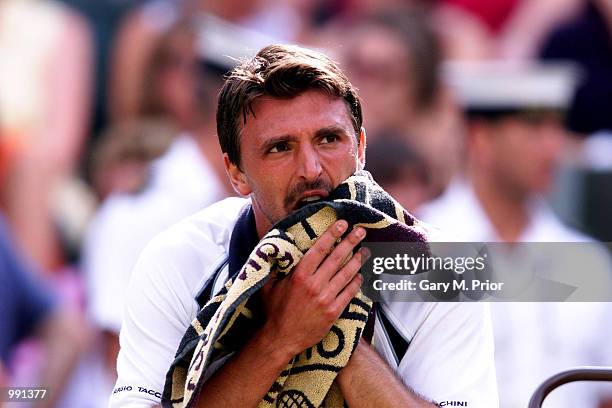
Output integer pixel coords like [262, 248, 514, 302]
[320, 133, 338, 144]
[268, 142, 290, 153]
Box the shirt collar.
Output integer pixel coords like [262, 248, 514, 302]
[228, 203, 259, 279]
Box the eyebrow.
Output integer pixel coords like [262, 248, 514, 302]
[315, 125, 352, 138]
[259, 125, 353, 153]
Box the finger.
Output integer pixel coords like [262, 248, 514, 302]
[332, 273, 363, 312]
[297, 220, 348, 275]
[329, 247, 369, 295]
[316, 226, 366, 282]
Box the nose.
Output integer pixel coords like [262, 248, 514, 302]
[297, 143, 323, 182]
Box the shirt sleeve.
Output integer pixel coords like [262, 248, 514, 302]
[394, 302, 499, 407]
[110, 234, 202, 407]
[109, 219, 226, 408]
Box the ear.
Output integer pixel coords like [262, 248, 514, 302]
[223, 154, 252, 196]
[357, 127, 367, 170]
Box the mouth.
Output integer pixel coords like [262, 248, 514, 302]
[292, 191, 329, 211]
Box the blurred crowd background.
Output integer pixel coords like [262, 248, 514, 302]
[1, 0, 612, 407]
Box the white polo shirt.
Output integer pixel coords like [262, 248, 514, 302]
[419, 178, 612, 408]
[110, 197, 499, 407]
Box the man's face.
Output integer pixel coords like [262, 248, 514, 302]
[344, 25, 413, 134]
[481, 114, 565, 195]
[225, 90, 365, 235]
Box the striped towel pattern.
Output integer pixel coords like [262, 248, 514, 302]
[162, 170, 429, 407]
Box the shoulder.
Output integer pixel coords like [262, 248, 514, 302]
[111, 198, 250, 404]
[383, 301, 492, 346]
[149, 196, 250, 251]
[130, 197, 250, 300]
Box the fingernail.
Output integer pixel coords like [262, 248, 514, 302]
[336, 220, 348, 232]
[355, 227, 366, 238]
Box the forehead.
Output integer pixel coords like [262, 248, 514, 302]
[240, 90, 355, 143]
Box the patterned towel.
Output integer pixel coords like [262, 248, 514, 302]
[162, 170, 429, 408]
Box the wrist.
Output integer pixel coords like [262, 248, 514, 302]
[338, 339, 366, 387]
[250, 326, 297, 367]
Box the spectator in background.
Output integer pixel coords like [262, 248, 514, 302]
[94, 10, 208, 211]
[0, 213, 88, 408]
[340, 7, 462, 196]
[540, 0, 612, 137]
[365, 137, 432, 214]
[56, 0, 146, 131]
[494, 0, 582, 59]
[82, 33, 232, 396]
[419, 62, 612, 408]
[420, 63, 579, 242]
[108, 0, 313, 130]
[109, 14, 202, 130]
[0, 361, 5, 387]
[538, 0, 612, 243]
[89, 119, 176, 200]
[341, 8, 440, 138]
[433, 0, 582, 60]
[0, 0, 93, 271]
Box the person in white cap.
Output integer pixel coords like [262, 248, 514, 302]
[419, 62, 612, 408]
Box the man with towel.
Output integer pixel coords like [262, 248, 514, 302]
[110, 44, 498, 407]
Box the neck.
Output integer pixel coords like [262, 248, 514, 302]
[470, 167, 530, 242]
[251, 199, 272, 239]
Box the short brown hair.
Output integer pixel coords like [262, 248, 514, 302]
[217, 44, 363, 167]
